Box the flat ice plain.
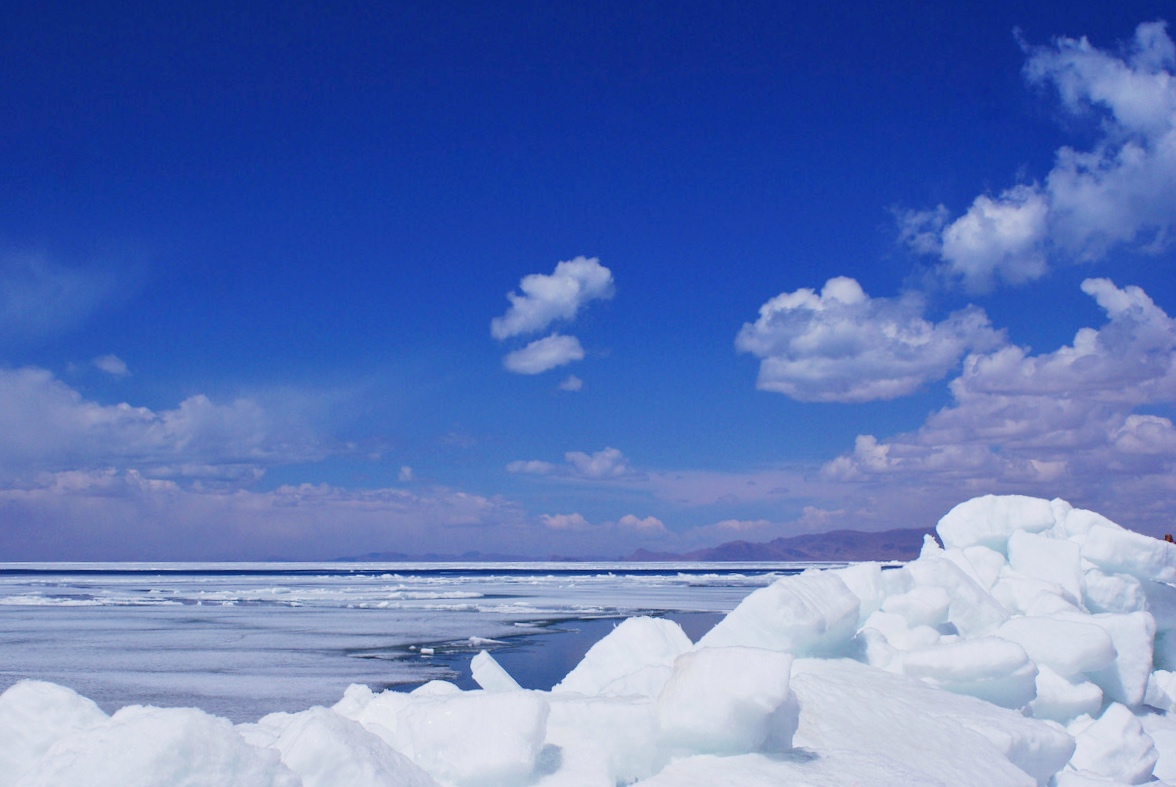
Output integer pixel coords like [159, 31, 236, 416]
[0, 562, 793, 720]
[5, 495, 1176, 785]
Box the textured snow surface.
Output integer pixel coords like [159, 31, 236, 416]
[6, 494, 1176, 785]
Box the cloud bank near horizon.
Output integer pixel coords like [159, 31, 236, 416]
[0, 471, 528, 561]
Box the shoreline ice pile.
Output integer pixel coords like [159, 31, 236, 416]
[6, 496, 1176, 785]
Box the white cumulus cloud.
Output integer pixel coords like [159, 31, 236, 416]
[939, 186, 1050, 291]
[715, 518, 772, 533]
[490, 256, 614, 340]
[820, 279, 1176, 522]
[536, 511, 667, 538]
[736, 276, 1004, 402]
[565, 447, 632, 479]
[492, 257, 613, 375]
[540, 512, 591, 531]
[502, 333, 585, 374]
[905, 22, 1176, 290]
[616, 514, 667, 534]
[507, 447, 635, 481]
[955, 278, 1176, 403]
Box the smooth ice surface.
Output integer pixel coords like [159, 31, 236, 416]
[790, 657, 1073, 786]
[553, 616, 691, 697]
[470, 651, 522, 693]
[901, 637, 1039, 708]
[14, 704, 298, 787]
[1077, 611, 1157, 708]
[9, 496, 1176, 786]
[997, 616, 1117, 677]
[655, 646, 793, 755]
[1030, 666, 1104, 723]
[242, 707, 440, 787]
[697, 569, 860, 655]
[633, 751, 946, 786]
[905, 553, 1010, 636]
[1069, 703, 1158, 784]
[0, 681, 108, 787]
[542, 693, 661, 784]
[342, 688, 551, 787]
[1007, 530, 1084, 604]
[1082, 526, 1176, 584]
[936, 494, 1056, 552]
[1142, 711, 1176, 783]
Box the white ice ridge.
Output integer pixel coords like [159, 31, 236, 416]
[9, 495, 1176, 785]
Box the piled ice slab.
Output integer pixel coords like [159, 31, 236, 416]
[7, 494, 1176, 785]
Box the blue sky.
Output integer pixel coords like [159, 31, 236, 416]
[3, 1, 1176, 559]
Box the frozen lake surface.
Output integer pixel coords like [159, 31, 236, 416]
[0, 561, 823, 721]
[7, 496, 1176, 785]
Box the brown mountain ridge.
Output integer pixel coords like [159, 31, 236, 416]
[627, 527, 936, 563]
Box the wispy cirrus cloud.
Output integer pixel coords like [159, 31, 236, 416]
[504, 459, 557, 475]
[903, 22, 1176, 291]
[92, 354, 130, 377]
[736, 276, 1003, 402]
[491, 256, 613, 375]
[0, 253, 121, 342]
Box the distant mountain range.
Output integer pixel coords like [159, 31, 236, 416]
[626, 527, 937, 563]
[338, 527, 936, 563]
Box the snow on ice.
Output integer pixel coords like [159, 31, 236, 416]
[6, 495, 1176, 785]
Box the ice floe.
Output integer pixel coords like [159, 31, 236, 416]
[5, 494, 1176, 785]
